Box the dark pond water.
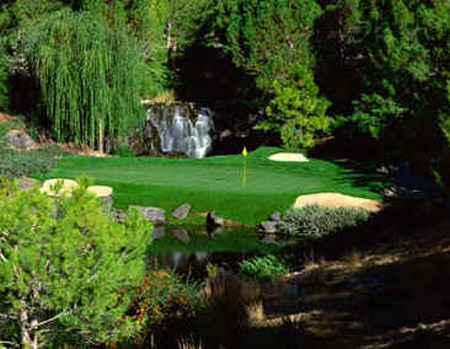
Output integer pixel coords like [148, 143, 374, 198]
[147, 225, 287, 278]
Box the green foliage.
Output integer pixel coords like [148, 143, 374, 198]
[192, 0, 322, 92]
[0, 144, 61, 179]
[112, 145, 134, 157]
[279, 204, 370, 239]
[239, 254, 289, 281]
[0, 177, 152, 346]
[257, 64, 332, 149]
[23, 9, 144, 150]
[341, 0, 450, 144]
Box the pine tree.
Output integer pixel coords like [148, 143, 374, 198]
[0, 177, 151, 347]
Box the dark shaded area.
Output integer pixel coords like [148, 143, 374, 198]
[312, 4, 365, 116]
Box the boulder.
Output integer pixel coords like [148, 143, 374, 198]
[258, 221, 278, 234]
[206, 211, 224, 232]
[171, 203, 191, 220]
[269, 212, 282, 222]
[6, 130, 35, 151]
[171, 227, 190, 244]
[131, 206, 166, 225]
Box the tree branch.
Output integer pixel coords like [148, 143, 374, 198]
[0, 313, 16, 321]
[33, 310, 70, 329]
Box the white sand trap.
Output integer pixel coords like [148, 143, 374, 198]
[40, 179, 78, 197]
[41, 179, 113, 198]
[269, 153, 309, 162]
[293, 192, 382, 212]
[87, 185, 113, 197]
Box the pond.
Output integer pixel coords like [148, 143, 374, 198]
[147, 225, 286, 278]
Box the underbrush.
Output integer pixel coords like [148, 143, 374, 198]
[279, 204, 370, 239]
[0, 144, 62, 178]
[239, 254, 290, 281]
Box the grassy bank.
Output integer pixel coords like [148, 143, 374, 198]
[34, 147, 384, 225]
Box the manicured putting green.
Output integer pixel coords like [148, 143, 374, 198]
[36, 147, 384, 225]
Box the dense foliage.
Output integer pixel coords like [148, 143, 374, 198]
[279, 204, 370, 239]
[0, 178, 152, 347]
[23, 10, 143, 151]
[0, 0, 448, 178]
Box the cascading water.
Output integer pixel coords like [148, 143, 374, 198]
[145, 103, 214, 158]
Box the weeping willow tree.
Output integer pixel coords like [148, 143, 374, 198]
[23, 10, 144, 151]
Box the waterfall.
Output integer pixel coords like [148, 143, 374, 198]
[145, 104, 214, 158]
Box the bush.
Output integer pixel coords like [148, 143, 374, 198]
[279, 204, 370, 239]
[0, 144, 62, 178]
[117, 269, 203, 344]
[239, 254, 290, 281]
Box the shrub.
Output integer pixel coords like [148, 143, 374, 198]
[0, 144, 62, 178]
[239, 255, 290, 281]
[279, 204, 370, 239]
[116, 269, 203, 345]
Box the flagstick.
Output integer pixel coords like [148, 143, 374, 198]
[243, 155, 246, 187]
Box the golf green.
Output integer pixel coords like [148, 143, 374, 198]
[36, 147, 384, 225]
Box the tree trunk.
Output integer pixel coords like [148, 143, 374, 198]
[19, 309, 38, 349]
[98, 120, 104, 154]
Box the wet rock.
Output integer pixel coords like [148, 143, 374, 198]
[171, 203, 191, 220]
[258, 221, 278, 233]
[130, 206, 166, 225]
[269, 212, 282, 222]
[152, 226, 166, 239]
[206, 211, 224, 232]
[6, 130, 35, 151]
[171, 227, 190, 244]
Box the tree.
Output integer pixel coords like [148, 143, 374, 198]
[22, 9, 144, 152]
[0, 177, 152, 347]
[257, 64, 331, 149]
[188, 0, 322, 92]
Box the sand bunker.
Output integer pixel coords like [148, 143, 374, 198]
[269, 153, 309, 162]
[293, 192, 382, 212]
[40, 179, 113, 198]
[87, 185, 113, 197]
[40, 179, 79, 196]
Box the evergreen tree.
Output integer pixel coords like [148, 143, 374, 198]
[0, 178, 151, 347]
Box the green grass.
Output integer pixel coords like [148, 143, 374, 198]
[34, 147, 384, 225]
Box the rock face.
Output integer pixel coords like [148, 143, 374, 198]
[171, 203, 191, 220]
[6, 130, 35, 151]
[130, 206, 166, 225]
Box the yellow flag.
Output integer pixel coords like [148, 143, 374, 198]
[242, 147, 248, 157]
